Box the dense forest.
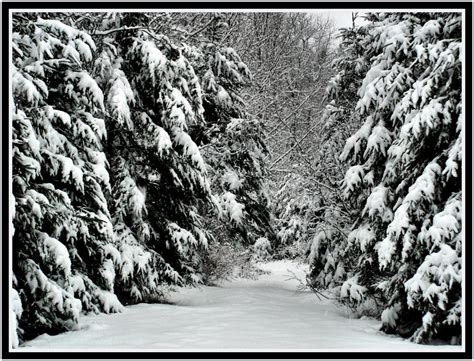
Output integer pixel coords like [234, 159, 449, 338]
[10, 11, 463, 348]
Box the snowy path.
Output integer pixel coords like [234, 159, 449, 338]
[20, 261, 462, 352]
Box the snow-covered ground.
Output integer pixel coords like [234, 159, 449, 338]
[19, 261, 463, 353]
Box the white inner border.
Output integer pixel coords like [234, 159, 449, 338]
[8, 7, 467, 354]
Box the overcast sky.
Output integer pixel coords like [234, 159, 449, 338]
[326, 11, 355, 29]
[306, 10, 362, 30]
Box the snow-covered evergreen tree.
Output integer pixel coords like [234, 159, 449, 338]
[310, 12, 463, 344]
[12, 14, 123, 343]
[308, 21, 370, 292]
[91, 12, 215, 299]
[181, 14, 275, 246]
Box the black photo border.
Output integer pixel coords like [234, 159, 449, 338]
[1, 1, 472, 359]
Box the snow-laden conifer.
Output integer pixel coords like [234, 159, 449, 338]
[309, 12, 462, 344]
[184, 18, 274, 246]
[92, 13, 214, 299]
[12, 14, 120, 343]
